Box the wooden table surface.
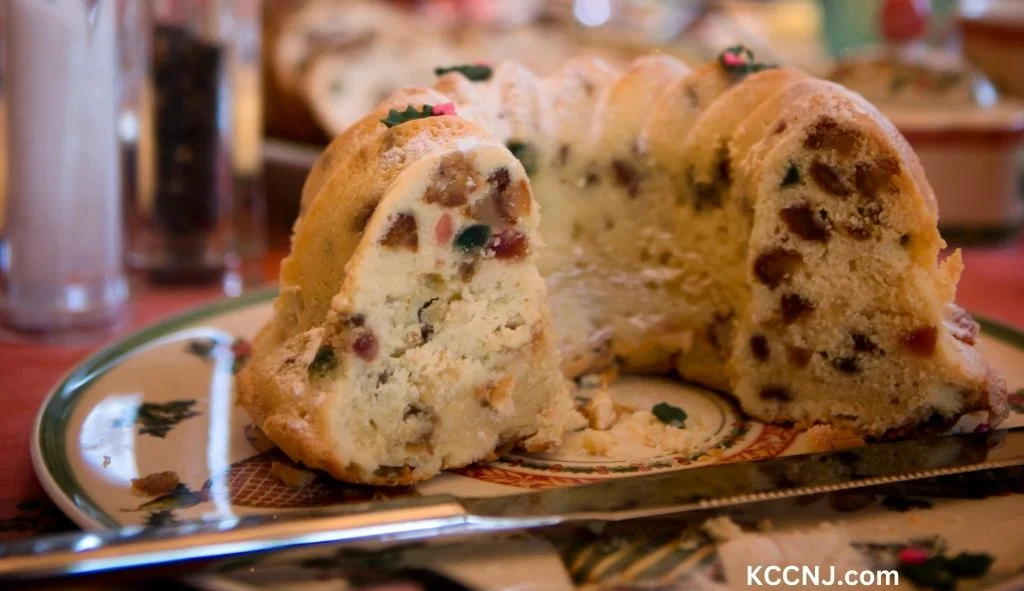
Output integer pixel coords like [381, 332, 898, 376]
[0, 239, 1022, 539]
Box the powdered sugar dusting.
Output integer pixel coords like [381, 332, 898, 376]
[380, 135, 439, 168]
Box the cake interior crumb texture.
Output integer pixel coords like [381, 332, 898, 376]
[237, 49, 1007, 484]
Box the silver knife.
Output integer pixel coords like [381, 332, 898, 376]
[2, 427, 1023, 582]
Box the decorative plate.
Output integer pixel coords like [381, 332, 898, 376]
[31, 288, 1024, 531]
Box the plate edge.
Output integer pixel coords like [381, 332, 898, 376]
[31, 287, 278, 531]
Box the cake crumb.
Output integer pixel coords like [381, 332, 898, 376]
[582, 430, 614, 455]
[582, 389, 617, 430]
[565, 407, 588, 432]
[474, 376, 516, 414]
[805, 425, 865, 451]
[131, 471, 180, 497]
[270, 461, 316, 488]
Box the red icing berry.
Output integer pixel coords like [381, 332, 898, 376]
[434, 213, 454, 245]
[433, 102, 456, 116]
[898, 547, 930, 565]
[722, 52, 746, 67]
[974, 423, 992, 434]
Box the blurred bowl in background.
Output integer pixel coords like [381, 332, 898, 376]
[896, 104, 1024, 242]
[960, 0, 1024, 99]
[828, 46, 1024, 244]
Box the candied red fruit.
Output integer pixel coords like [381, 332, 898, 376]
[901, 325, 938, 357]
[488, 229, 529, 260]
[353, 331, 379, 362]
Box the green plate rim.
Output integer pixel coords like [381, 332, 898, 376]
[31, 286, 278, 530]
[29, 290, 1024, 530]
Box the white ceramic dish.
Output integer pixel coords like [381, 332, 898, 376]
[27, 288, 1024, 589]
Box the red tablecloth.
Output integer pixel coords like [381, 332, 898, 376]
[1, 242, 1022, 538]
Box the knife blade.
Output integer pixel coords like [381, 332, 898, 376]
[2, 427, 1022, 582]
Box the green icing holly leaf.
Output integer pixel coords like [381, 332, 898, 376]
[435, 64, 493, 82]
[381, 104, 441, 128]
[652, 402, 687, 428]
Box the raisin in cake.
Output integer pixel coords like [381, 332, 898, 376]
[237, 92, 574, 485]
[244, 47, 1007, 484]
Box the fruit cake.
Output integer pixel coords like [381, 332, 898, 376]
[731, 82, 1005, 435]
[241, 47, 1007, 484]
[237, 98, 574, 485]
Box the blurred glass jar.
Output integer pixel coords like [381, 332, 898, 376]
[548, 0, 706, 43]
[1, 0, 130, 336]
[122, 0, 263, 290]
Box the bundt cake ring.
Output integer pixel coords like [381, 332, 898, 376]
[238, 46, 1007, 485]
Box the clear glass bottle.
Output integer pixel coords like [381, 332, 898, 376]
[1, 0, 130, 336]
[122, 0, 264, 291]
